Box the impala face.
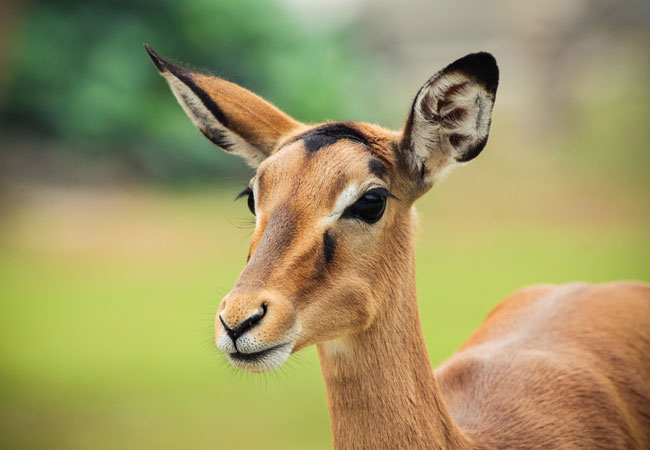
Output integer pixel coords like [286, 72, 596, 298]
[146, 45, 498, 372]
[216, 130, 403, 371]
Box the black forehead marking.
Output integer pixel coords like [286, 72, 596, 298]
[294, 123, 369, 153]
[368, 158, 387, 178]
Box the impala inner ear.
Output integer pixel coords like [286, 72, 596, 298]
[145, 44, 303, 167]
[400, 52, 499, 189]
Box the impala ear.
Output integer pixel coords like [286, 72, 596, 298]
[145, 44, 303, 167]
[399, 52, 498, 192]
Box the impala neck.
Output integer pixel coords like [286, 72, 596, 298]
[316, 216, 471, 450]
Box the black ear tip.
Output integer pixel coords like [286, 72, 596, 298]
[445, 52, 499, 94]
[144, 43, 167, 73]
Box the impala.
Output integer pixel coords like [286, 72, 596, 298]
[145, 44, 650, 449]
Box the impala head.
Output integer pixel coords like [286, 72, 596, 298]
[146, 45, 498, 372]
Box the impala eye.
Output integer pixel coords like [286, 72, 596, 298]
[343, 188, 390, 224]
[247, 192, 255, 215]
[236, 187, 255, 216]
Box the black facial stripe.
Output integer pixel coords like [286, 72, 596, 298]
[368, 158, 387, 178]
[294, 123, 369, 153]
[323, 230, 336, 265]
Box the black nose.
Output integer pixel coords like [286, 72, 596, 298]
[219, 303, 267, 343]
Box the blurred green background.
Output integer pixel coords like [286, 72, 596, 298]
[1, 1, 649, 449]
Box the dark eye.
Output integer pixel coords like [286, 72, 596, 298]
[247, 192, 255, 215]
[343, 189, 388, 224]
[236, 187, 255, 216]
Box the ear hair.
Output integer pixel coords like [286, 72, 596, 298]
[145, 44, 302, 167]
[400, 52, 499, 189]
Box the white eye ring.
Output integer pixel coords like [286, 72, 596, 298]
[321, 185, 359, 226]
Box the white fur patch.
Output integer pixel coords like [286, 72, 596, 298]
[252, 178, 260, 225]
[321, 339, 350, 357]
[215, 316, 302, 372]
[216, 331, 236, 354]
[320, 185, 359, 226]
[228, 342, 293, 373]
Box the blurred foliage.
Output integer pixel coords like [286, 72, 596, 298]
[0, 0, 378, 181]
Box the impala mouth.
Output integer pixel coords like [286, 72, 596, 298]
[226, 343, 293, 372]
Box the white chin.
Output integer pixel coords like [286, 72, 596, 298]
[226, 343, 293, 373]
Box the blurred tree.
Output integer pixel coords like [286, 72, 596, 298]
[0, 0, 379, 181]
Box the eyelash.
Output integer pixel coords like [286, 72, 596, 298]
[236, 187, 255, 215]
[235, 187, 252, 201]
[364, 187, 397, 200]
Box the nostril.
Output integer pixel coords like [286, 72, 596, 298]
[255, 302, 268, 322]
[223, 303, 268, 344]
[245, 303, 267, 329]
[219, 314, 232, 332]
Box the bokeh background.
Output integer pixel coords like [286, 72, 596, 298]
[1, 1, 649, 449]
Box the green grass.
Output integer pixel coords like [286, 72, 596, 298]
[0, 167, 648, 449]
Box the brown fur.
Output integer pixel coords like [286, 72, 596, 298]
[438, 282, 650, 449]
[147, 47, 650, 449]
[192, 73, 302, 154]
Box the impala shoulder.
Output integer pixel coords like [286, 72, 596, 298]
[560, 281, 650, 315]
[588, 280, 650, 297]
[437, 345, 643, 449]
[456, 283, 586, 352]
[485, 284, 561, 320]
[483, 281, 643, 319]
[575, 281, 650, 327]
